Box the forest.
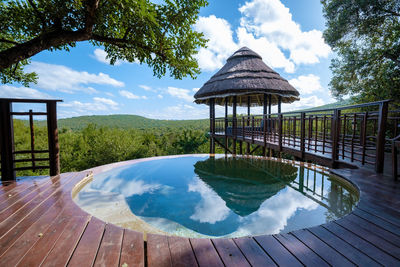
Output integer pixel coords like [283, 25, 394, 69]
[12, 116, 212, 177]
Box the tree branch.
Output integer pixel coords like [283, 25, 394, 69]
[0, 38, 19, 45]
[27, 0, 47, 29]
[0, 30, 90, 70]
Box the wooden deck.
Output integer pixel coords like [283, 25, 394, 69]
[0, 164, 399, 266]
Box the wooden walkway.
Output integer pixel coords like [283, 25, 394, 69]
[0, 166, 399, 266]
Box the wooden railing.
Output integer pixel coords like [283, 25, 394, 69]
[213, 100, 399, 177]
[0, 98, 62, 181]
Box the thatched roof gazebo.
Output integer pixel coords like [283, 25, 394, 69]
[194, 47, 299, 108]
[195, 47, 299, 155]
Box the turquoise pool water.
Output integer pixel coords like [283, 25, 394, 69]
[78, 155, 358, 238]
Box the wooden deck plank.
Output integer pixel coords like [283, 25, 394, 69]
[40, 215, 89, 267]
[0, 187, 69, 254]
[147, 234, 172, 267]
[0, 196, 66, 265]
[233, 237, 277, 267]
[0, 173, 75, 226]
[352, 208, 400, 236]
[190, 238, 224, 267]
[254, 235, 302, 267]
[0, 182, 31, 205]
[358, 201, 400, 227]
[323, 222, 400, 265]
[212, 238, 251, 267]
[119, 229, 144, 267]
[16, 212, 73, 266]
[93, 223, 124, 267]
[0, 179, 49, 211]
[290, 229, 355, 266]
[68, 217, 106, 267]
[274, 234, 329, 266]
[345, 213, 400, 247]
[335, 218, 400, 259]
[308, 226, 380, 266]
[168, 236, 198, 267]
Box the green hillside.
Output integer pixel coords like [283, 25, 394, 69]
[54, 114, 209, 131]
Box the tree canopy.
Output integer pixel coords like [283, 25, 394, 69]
[0, 0, 208, 86]
[321, 0, 400, 104]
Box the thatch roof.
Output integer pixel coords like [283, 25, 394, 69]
[194, 157, 298, 216]
[194, 47, 300, 107]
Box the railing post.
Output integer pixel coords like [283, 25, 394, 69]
[0, 100, 16, 181]
[263, 115, 267, 156]
[375, 101, 388, 173]
[300, 112, 305, 160]
[29, 109, 36, 171]
[47, 101, 60, 176]
[331, 109, 341, 167]
[251, 116, 255, 144]
[278, 114, 283, 152]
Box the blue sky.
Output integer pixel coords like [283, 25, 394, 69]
[2, 0, 335, 119]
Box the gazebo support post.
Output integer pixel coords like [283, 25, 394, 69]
[232, 96, 237, 156]
[224, 99, 228, 155]
[247, 96, 251, 155]
[209, 98, 215, 154]
[263, 94, 268, 157]
[278, 96, 282, 158]
[278, 96, 282, 113]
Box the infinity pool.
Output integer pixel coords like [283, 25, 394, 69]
[75, 155, 358, 238]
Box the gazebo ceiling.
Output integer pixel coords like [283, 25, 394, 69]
[194, 47, 300, 107]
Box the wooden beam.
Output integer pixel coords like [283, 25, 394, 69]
[375, 101, 388, 173]
[278, 96, 282, 114]
[232, 96, 237, 155]
[47, 102, 60, 176]
[0, 100, 15, 180]
[247, 96, 251, 155]
[209, 99, 215, 154]
[214, 137, 232, 154]
[224, 99, 228, 155]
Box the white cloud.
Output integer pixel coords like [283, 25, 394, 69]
[194, 0, 330, 73]
[166, 87, 193, 102]
[157, 94, 163, 99]
[0, 85, 52, 99]
[105, 92, 115, 97]
[192, 88, 200, 93]
[239, 0, 331, 65]
[139, 85, 155, 92]
[119, 90, 147, 100]
[194, 15, 239, 71]
[93, 48, 125, 66]
[93, 97, 118, 108]
[289, 74, 323, 95]
[188, 178, 230, 224]
[59, 97, 119, 115]
[27, 61, 124, 93]
[236, 27, 295, 73]
[282, 95, 326, 111]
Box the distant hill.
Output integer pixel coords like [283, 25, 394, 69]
[298, 99, 352, 112]
[54, 114, 209, 131]
[30, 100, 350, 131]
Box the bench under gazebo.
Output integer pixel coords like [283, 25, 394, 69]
[194, 47, 300, 155]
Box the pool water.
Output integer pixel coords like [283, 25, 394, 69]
[77, 155, 358, 238]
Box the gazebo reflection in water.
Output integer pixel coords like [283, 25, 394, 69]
[194, 156, 358, 219]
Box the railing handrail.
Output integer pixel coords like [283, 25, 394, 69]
[215, 99, 392, 119]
